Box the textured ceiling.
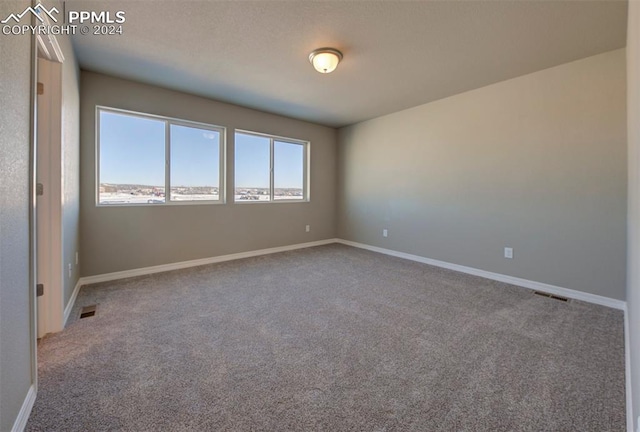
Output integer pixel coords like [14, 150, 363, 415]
[68, 0, 627, 127]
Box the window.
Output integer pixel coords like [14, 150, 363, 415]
[234, 131, 308, 202]
[97, 107, 224, 205]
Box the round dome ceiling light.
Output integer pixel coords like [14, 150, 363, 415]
[309, 48, 343, 74]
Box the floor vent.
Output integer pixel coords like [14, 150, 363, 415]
[79, 305, 97, 319]
[533, 291, 569, 302]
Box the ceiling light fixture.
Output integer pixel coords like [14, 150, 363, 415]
[309, 48, 343, 74]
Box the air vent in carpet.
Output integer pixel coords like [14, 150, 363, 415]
[534, 291, 569, 302]
[79, 305, 97, 318]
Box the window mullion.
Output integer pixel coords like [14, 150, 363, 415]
[220, 128, 225, 203]
[96, 108, 101, 206]
[304, 143, 309, 201]
[165, 121, 170, 203]
[270, 137, 275, 201]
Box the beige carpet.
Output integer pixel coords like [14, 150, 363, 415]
[27, 244, 625, 431]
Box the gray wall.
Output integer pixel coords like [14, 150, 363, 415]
[80, 72, 337, 277]
[0, 1, 34, 430]
[338, 49, 627, 300]
[57, 14, 81, 307]
[627, 0, 640, 428]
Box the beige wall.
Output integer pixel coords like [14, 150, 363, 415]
[338, 49, 626, 300]
[0, 1, 34, 429]
[80, 72, 337, 277]
[627, 0, 640, 428]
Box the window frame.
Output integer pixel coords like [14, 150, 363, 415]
[234, 129, 310, 204]
[95, 106, 226, 207]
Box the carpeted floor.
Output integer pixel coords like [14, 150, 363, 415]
[27, 244, 625, 431]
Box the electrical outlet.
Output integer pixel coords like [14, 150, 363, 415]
[305, 225, 310, 232]
[383, 229, 388, 238]
[68, 263, 72, 278]
[504, 247, 513, 259]
[75, 251, 79, 265]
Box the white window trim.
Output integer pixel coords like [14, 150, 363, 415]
[95, 106, 226, 207]
[234, 129, 310, 204]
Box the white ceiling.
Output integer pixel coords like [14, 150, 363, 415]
[69, 0, 627, 128]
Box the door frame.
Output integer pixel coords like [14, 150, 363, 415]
[30, 6, 65, 372]
[36, 56, 64, 337]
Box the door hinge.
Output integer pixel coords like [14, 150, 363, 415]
[36, 284, 44, 297]
[36, 183, 44, 196]
[37, 82, 44, 95]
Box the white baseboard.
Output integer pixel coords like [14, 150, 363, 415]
[63, 278, 83, 326]
[80, 239, 339, 285]
[336, 239, 626, 310]
[80, 237, 625, 311]
[11, 384, 36, 432]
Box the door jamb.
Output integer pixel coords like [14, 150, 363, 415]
[30, 6, 65, 389]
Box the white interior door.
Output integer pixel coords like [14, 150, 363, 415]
[36, 57, 50, 338]
[36, 57, 63, 338]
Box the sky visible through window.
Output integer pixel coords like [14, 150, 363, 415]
[235, 133, 270, 188]
[100, 111, 165, 186]
[100, 112, 304, 190]
[235, 133, 304, 189]
[170, 124, 219, 187]
[274, 140, 304, 190]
